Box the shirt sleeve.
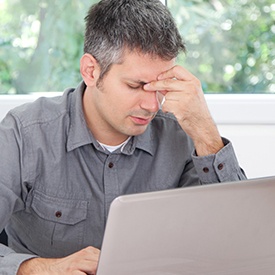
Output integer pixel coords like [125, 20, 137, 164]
[0, 112, 37, 274]
[0, 245, 37, 275]
[192, 137, 246, 184]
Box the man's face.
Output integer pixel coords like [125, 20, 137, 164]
[86, 51, 175, 145]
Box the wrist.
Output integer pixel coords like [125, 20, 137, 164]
[17, 258, 49, 275]
[193, 129, 224, 156]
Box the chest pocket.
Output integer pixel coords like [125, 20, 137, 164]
[29, 190, 88, 257]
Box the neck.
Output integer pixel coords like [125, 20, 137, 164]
[83, 87, 129, 146]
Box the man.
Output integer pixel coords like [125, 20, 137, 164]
[0, 0, 246, 274]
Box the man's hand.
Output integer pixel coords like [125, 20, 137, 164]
[144, 65, 224, 156]
[17, 246, 100, 275]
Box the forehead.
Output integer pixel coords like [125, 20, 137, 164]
[109, 50, 176, 83]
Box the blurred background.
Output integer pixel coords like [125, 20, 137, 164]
[0, 0, 274, 94]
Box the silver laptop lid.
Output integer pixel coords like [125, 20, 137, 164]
[97, 177, 275, 275]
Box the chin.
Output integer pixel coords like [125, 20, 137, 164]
[128, 126, 148, 137]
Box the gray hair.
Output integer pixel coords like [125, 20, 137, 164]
[84, 0, 186, 79]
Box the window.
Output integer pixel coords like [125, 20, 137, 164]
[168, 0, 275, 94]
[0, 0, 274, 94]
[0, 0, 98, 94]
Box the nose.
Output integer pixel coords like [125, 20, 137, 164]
[140, 90, 160, 114]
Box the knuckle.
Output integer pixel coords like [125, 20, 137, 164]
[193, 77, 201, 86]
[188, 79, 201, 94]
[162, 78, 172, 88]
[67, 262, 78, 272]
[172, 65, 180, 74]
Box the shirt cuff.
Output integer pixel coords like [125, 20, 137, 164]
[0, 245, 38, 275]
[192, 137, 244, 184]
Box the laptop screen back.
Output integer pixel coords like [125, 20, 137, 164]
[97, 177, 275, 275]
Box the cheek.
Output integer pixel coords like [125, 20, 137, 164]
[99, 91, 128, 118]
[109, 91, 140, 111]
[100, 80, 141, 112]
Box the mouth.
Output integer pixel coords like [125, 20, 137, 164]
[130, 115, 153, 126]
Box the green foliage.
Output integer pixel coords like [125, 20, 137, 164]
[169, 0, 275, 93]
[0, 0, 97, 94]
[0, 0, 274, 94]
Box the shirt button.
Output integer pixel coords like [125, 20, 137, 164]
[218, 163, 224, 170]
[108, 162, 114, 168]
[55, 211, 62, 218]
[203, 167, 209, 173]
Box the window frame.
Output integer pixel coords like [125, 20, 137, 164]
[1, 93, 275, 125]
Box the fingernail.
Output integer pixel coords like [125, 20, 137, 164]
[143, 83, 150, 89]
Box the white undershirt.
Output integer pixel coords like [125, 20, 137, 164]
[97, 136, 132, 153]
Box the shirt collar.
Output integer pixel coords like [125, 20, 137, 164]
[66, 81, 96, 152]
[120, 122, 155, 156]
[66, 81, 156, 156]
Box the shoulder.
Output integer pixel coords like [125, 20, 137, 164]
[8, 88, 75, 128]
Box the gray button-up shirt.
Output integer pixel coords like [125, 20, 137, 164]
[0, 81, 246, 274]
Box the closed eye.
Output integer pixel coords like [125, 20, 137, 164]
[127, 84, 142, 90]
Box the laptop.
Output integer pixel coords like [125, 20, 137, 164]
[96, 176, 275, 275]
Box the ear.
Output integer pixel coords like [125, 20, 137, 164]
[80, 53, 100, 87]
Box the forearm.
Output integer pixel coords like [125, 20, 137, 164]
[17, 257, 53, 275]
[16, 246, 99, 275]
[191, 119, 224, 156]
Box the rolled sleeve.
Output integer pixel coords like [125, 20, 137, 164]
[0, 244, 37, 275]
[192, 138, 246, 184]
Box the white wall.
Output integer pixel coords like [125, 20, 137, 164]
[0, 94, 274, 179]
[207, 94, 275, 179]
[217, 124, 274, 179]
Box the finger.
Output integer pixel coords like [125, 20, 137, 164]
[78, 260, 98, 274]
[70, 247, 100, 274]
[67, 258, 98, 275]
[83, 246, 101, 256]
[144, 78, 182, 93]
[72, 271, 92, 275]
[157, 65, 195, 81]
[76, 246, 100, 260]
